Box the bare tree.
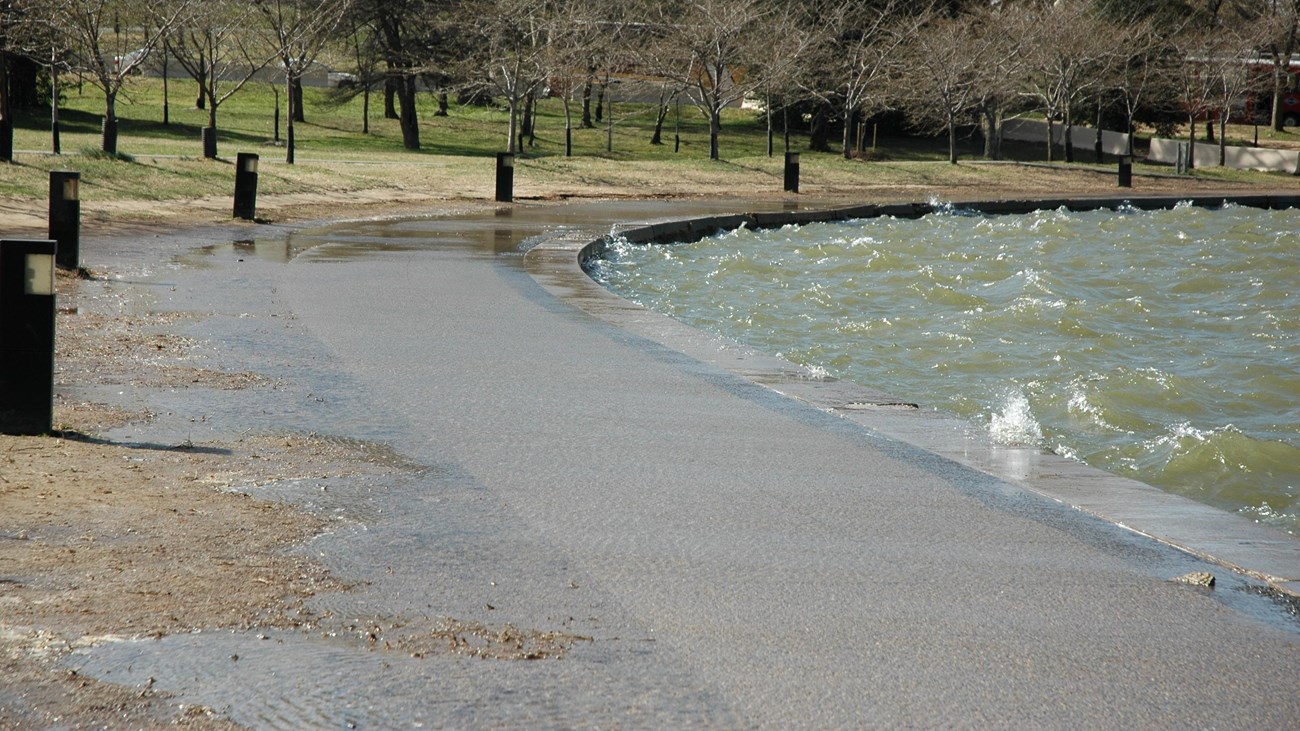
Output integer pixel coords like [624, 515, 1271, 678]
[800, 0, 918, 160]
[642, 0, 771, 160]
[967, 3, 1030, 161]
[0, 0, 22, 160]
[1168, 28, 1224, 170]
[750, 2, 815, 156]
[169, 1, 276, 158]
[37, 0, 191, 156]
[1020, 0, 1123, 163]
[1262, 0, 1300, 130]
[255, 0, 353, 164]
[899, 9, 987, 164]
[5, 1, 70, 154]
[353, 0, 445, 150]
[539, 0, 607, 156]
[466, 0, 548, 154]
[341, 16, 382, 134]
[1108, 14, 1173, 156]
[1197, 24, 1267, 164]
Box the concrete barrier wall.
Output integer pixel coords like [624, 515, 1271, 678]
[581, 194, 1300, 270]
[1002, 119, 1132, 156]
[1148, 137, 1300, 174]
[1004, 117, 1298, 174]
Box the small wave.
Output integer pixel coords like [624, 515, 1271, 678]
[1132, 422, 1300, 495]
[926, 197, 982, 217]
[988, 389, 1043, 446]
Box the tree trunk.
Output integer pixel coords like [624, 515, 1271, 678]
[1219, 114, 1227, 165]
[529, 96, 538, 147]
[982, 103, 1002, 160]
[809, 103, 832, 152]
[766, 91, 773, 157]
[51, 64, 61, 155]
[1273, 27, 1297, 131]
[581, 77, 593, 128]
[1272, 68, 1285, 131]
[948, 119, 958, 164]
[384, 76, 399, 119]
[520, 93, 534, 138]
[101, 88, 121, 156]
[709, 109, 720, 160]
[398, 75, 420, 150]
[595, 82, 605, 123]
[783, 106, 790, 153]
[196, 51, 206, 109]
[842, 105, 854, 160]
[1046, 117, 1054, 163]
[292, 78, 304, 123]
[562, 96, 573, 156]
[507, 96, 519, 153]
[651, 105, 668, 145]
[436, 90, 449, 116]
[362, 84, 370, 134]
[286, 77, 296, 164]
[161, 43, 170, 126]
[205, 93, 218, 159]
[1187, 117, 1196, 171]
[1094, 102, 1103, 163]
[1064, 108, 1074, 163]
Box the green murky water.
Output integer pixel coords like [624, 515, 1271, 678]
[593, 202, 1299, 534]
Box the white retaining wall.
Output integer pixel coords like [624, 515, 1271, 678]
[1002, 118, 1132, 156]
[1147, 137, 1300, 174]
[1002, 117, 1299, 174]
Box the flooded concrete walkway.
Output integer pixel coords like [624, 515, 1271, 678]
[70, 200, 1299, 728]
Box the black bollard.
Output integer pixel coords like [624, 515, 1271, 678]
[0, 239, 57, 435]
[48, 171, 81, 270]
[783, 151, 800, 194]
[495, 152, 514, 203]
[233, 152, 259, 220]
[1118, 155, 1133, 188]
[0, 118, 12, 162]
[101, 117, 118, 157]
[202, 126, 218, 159]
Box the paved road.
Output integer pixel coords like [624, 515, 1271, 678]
[74, 201, 1299, 729]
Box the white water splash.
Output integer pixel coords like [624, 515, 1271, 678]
[988, 390, 1043, 446]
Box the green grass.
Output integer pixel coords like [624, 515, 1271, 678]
[13, 75, 1019, 163]
[4, 75, 1295, 209]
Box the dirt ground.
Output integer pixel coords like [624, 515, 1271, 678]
[1, 161, 1297, 729]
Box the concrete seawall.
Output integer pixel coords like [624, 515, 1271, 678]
[529, 193, 1300, 598]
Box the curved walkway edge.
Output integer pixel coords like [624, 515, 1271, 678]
[524, 193, 1300, 598]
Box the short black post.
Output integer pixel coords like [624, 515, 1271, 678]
[101, 117, 118, 157]
[0, 118, 12, 162]
[48, 171, 80, 270]
[783, 151, 800, 194]
[202, 126, 218, 159]
[0, 239, 57, 435]
[233, 152, 259, 220]
[495, 151, 515, 203]
[1118, 155, 1133, 188]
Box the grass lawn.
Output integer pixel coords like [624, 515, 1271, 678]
[2, 76, 1295, 214]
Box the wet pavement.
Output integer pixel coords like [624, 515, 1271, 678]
[64, 199, 1300, 728]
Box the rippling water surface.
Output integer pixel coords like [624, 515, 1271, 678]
[592, 203, 1299, 533]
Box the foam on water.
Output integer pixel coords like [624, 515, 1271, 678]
[988, 389, 1044, 446]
